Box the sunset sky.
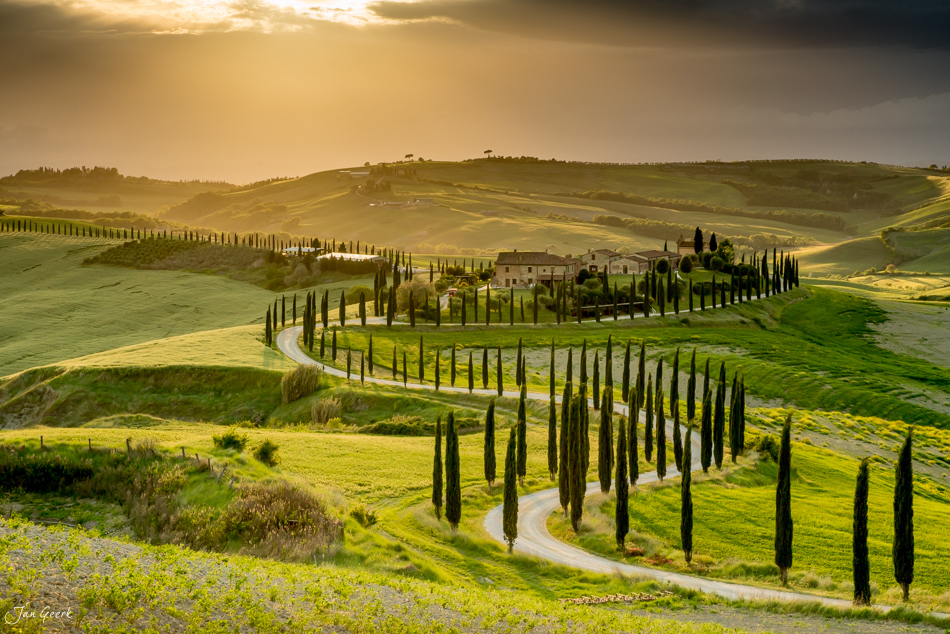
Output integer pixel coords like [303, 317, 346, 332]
[1, 0, 948, 183]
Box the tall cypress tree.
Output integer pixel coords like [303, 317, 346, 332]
[548, 396, 558, 480]
[558, 381, 573, 515]
[566, 346, 573, 384]
[656, 386, 667, 482]
[580, 339, 588, 385]
[593, 351, 601, 410]
[503, 427, 519, 553]
[332, 329, 338, 361]
[368, 334, 374, 375]
[517, 384, 528, 485]
[435, 346, 441, 391]
[700, 390, 712, 473]
[579, 381, 589, 475]
[681, 425, 693, 563]
[281, 295, 286, 327]
[893, 428, 915, 601]
[622, 339, 631, 402]
[497, 346, 503, 396]
[729, 373, 741, 463]
[403, 351, 408, 386]
[616, 413, 629, 549]
[482, 346, 489, 389]
[629, 387, 639, 485]
[549, 339, 556, 398]
[468, 351, 474, 393]
[516, 338, 523, 387]
[569, 395, 585, 532]
[432, 415, 443, 520]
[636, 342, 646, 408]
[672, 393, 683, 472]
[419, 335, 425, 383]
[484, 399, 496, 491]
[392, 345, 397, 380]
[853, 457, 871, 606]
[320, 330, 326, 357]
[687, 349, 697, 423]
[775, 413, 794, 586]
[598, 386, 613, 493]
[265, 307, 272, 345]
[644, 375, 654, 463]
[713, 361, 726, 469]
[451, 345, 457, 386]
[359, 293, 366, 326]
[339, 290, 346, 327]
[445, 412, 461, 531]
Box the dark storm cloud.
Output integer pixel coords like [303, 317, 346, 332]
[371, 0, 950, 49]
[0, 1, 160, 34]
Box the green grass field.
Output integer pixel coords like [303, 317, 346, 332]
[549, 440, 950, 606]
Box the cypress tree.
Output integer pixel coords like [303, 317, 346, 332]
[672, 390, 683, 472]
[636, 342, 646, 408]
[598, 385, 613, 493]
[419, 335, 425, 383]
[687, 349, 697, 423]
[503, 427, 519, 552]
[474, 287, 479, 322]
[281, 296, 286, 327]
[558, 381, 573, 515]
[435, 347, 441, 391]
[461, 293, 467, 327]
[629, 386, 639, 485]
[392, 345, 397, 380]
[359, 292, 366, 326]
[703, 358, 710, 404]
[644, 375, 654, 463]
[893, 428, 915, 601]
[622, 339, 631, 402]
[616, 412, 629, 548]
[566, 347, 573, 384]
[468, 351, 474, 393]
[497, 346, 503, 396]
[520, 296, 525, 322]
[409, 291, 416, 327]
[516, 338, 523, 387]
[346, 348, 352, 379]
[548, 396, 558, 480]
[775, 413, 794, 586]
[656, 386, 667, 482]
[320, 330, 326, 357]
[339, 290, 346, 326]
[700, 390, 712, 473]
[578, 381, 590, 475]
[681, 426, 693, 563]
[445, 412, 461, 531]
[549, 339, 556, 398]
[713, 361, 726, 469]
[332, 330, 338, 361]
[853, 457, 871, 606]
[484, 399, 496, 490]
[517, 383, 528, 485]
[729, 373, 741, 463]
[432, 415, 443, 519]
[292, 293, 297, 325]
[451, 345, 456, 386]
[482, 346, 489, 389]
[593, 351, 601, 410]
[403, 351, 408, 386]
[569, 395, 585, 532]
[580, 339, 588, 385]
[739, 377, 746, 454]
[322, 290, 329, 328]
[265, 307, 272, 345]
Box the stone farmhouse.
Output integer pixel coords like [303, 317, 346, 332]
[492, 250, 580, 289]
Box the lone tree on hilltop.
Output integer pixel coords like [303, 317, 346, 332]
[775, 414, 794, 586]
[503, 427, 518, 552]
[893, 428, 915, 602]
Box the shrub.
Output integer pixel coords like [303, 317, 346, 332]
[349, 503, 379, 527]
[709, 256, 725, 272]
[358, 414, 431, 436]
[679, 256, 694, 274]
[212, 428, 249, 452]
[311, 397, 343, 425]
[755, 435, 780, 462]
[281, 365, 322, 404]
[346, 285, 372, 303]
[655, 258, 670, 274]
[253, 439, 281, 466]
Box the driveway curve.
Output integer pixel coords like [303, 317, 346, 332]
[277, 324, 932, 616]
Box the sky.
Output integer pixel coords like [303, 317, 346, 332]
[0, 0, 949, 183]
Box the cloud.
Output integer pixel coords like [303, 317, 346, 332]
[370, 0, 950, 49]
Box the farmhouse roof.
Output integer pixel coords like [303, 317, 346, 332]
[495, 251, 574, 266]
[634, 249, 680, 259]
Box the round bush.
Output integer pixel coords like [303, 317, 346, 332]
[655, 258, 670, 274]
[679, 256, 694, 274]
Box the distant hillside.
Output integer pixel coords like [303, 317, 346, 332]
[152, 159, 949, 255]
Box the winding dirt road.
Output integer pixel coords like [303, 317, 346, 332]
[277, 323, 934, 615]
